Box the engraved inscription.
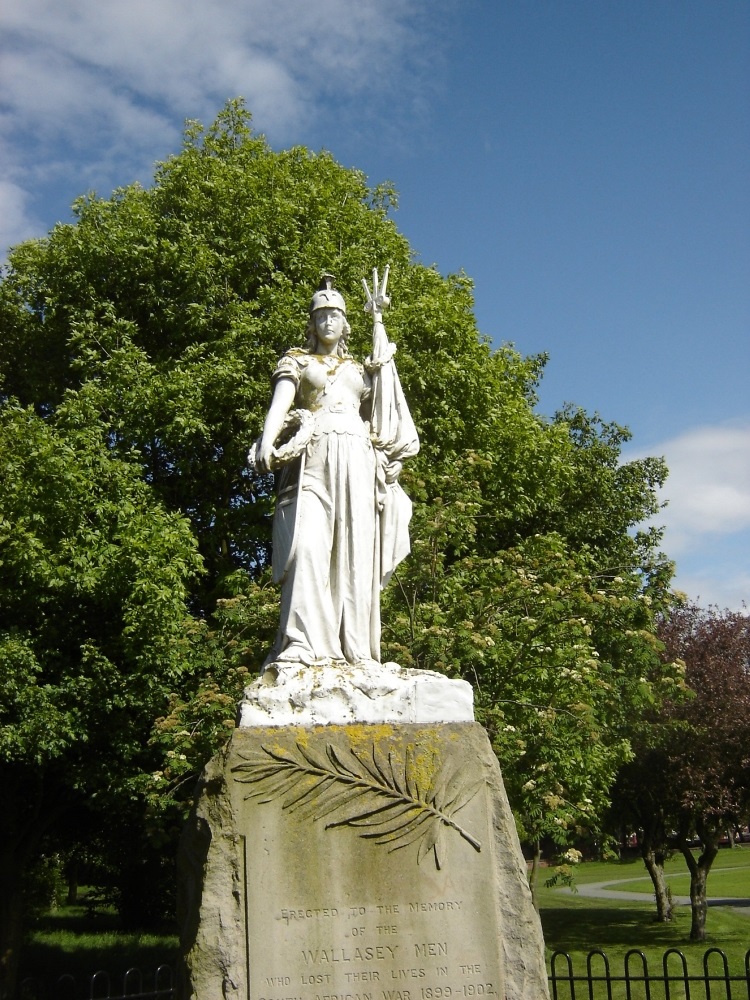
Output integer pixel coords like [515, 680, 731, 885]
[250, 900, 500, 1000]
[414, 944, 447, 958]
[302, 947, 399, 964]
[283, 908, 341, 923]
[409, 902, 462, 912]
[316, 994, 374, 1000]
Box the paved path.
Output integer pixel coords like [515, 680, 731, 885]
[561, 869, 750, 909]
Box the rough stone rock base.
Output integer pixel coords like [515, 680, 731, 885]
[178, 724, 549, 1000]
[239, 661, 475, 726]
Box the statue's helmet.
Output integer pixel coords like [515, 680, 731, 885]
[310, 273, 346, 314]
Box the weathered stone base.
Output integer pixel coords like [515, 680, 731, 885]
[178, 724, 548, 1000]
[239, 662, 475, 727]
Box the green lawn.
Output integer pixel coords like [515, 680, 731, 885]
[18, 896, 178, 991]
[590, 846, 750, 897]
[544, 844, 750, 885]
[537, 847, 750, 999]
[613, 866, 750, 897]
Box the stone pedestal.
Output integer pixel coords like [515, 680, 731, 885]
[239, 662, 475, 727]
[178, 724, 549, 1000]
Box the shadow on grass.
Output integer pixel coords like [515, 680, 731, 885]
[29, 907, 123, 935]
[19, 942, 178, 988]
[19, 908, 178, 988]
[19, 945, 179, 998]
[541, 905, 692, 953]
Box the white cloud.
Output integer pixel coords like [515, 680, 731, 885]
[0, 0, 437, 249]
[647, 424, 750, 550]
[627, 422, 750, 609]
[0, 180, 43, 250]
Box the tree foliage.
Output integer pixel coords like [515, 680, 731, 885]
[0, 100, 677, 975]
[0, 400, 202, 994]
[611, 603, 750, 940]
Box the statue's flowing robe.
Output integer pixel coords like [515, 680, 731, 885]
[268, 341, 418, 667]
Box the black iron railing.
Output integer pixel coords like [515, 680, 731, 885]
[549, 947, 750, 1000]
[16, 964, 174, 1000]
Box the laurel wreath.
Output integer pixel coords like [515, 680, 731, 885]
[247, 408, 315, 471]
[232, 741, 483, 870]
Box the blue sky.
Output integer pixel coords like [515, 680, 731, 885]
[2, 0, 748, 608]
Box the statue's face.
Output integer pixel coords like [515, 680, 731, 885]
[314, 307, 345, 348]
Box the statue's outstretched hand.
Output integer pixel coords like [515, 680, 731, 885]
[362, 265, 391, 320]
[362, 265, 391, 361]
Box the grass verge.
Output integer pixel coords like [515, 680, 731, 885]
[538, 848, 750, 998]
[18, 898, 178, 990]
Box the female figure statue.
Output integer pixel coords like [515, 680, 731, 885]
[254, 269, 419, 670]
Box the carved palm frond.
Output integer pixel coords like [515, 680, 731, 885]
[231, 742, 483, 870]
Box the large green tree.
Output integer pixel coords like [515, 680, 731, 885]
[1, 101, 677, 962]
[0, 401, 201, 996]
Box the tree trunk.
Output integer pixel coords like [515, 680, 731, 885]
[66, 859, 79, 906]
[0, 864, 25, 1000]
[642, 845, 673, 921]
[678, 835, 719, 943]
[688, 863, 709, 943]
[0, 767, 65, 1000]
[528, 839, 541, 912]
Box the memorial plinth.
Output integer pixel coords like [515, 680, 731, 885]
[178, 723, 549, 1000]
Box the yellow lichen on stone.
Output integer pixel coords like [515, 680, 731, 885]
[340, 722, 395, 751]
[404, 729, 444, 795]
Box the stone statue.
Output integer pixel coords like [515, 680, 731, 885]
[252, 267, 419, 671]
